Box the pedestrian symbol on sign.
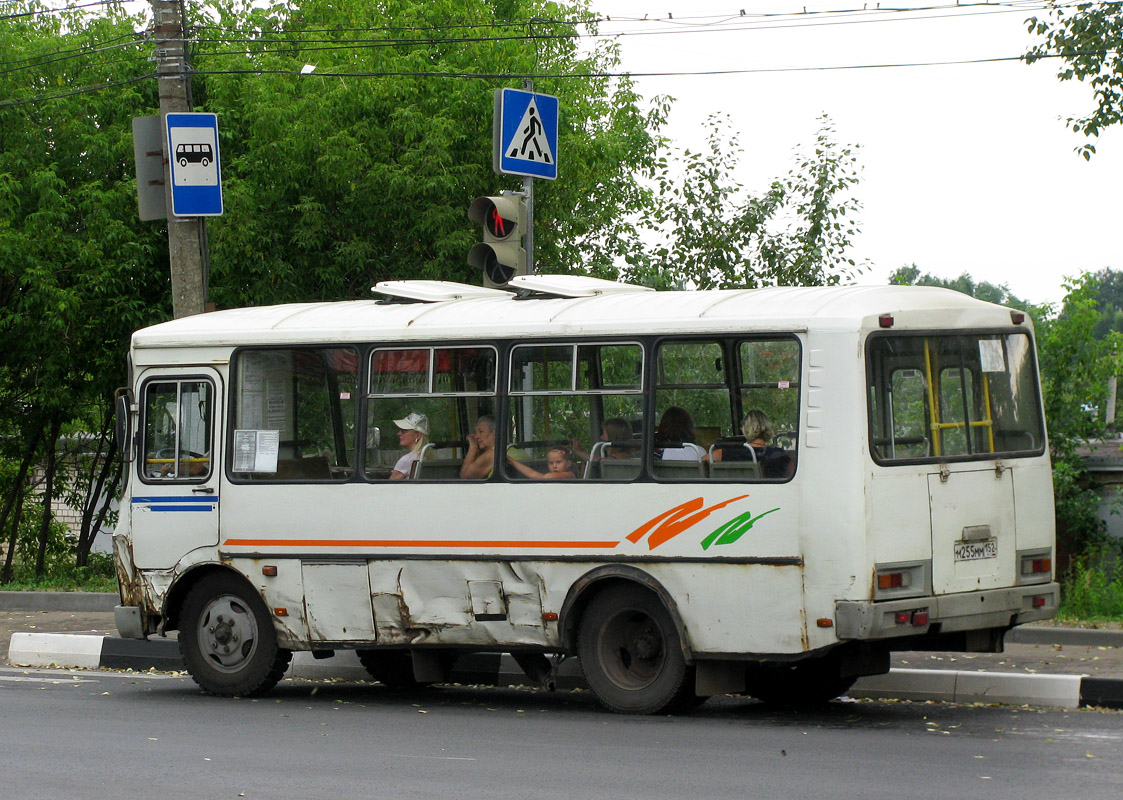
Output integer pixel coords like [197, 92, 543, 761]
[509, 101, 553, 164]
[494, 88, 558, 180]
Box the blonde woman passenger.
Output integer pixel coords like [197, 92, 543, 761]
[389, 412, 429, 480]
[712, 409, 794, 478]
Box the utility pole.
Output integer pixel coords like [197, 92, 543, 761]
[152, 0, 207, 318]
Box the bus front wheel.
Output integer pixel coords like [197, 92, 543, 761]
[577, 585, 694, 714]
[179, 573, 291, 697]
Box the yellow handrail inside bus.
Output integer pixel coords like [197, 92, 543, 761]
[923, 339, 997, 456]
[924, 339, 941, 457]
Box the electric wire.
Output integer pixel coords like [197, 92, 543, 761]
[1, 0, 1112, 110]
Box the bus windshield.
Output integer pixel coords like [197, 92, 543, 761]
[867, 331, 1044, 463]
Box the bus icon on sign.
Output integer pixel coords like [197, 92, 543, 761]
[176, 143, 213, 168]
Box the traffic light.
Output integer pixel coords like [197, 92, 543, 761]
[468, 194, 527, 289]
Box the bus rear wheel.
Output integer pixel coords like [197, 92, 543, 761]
[356, 650, 426, 689]
[179, 573, 291, 697]
[577, 585, 694, 714]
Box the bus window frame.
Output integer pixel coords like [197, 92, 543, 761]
[225, 344, 362, 484]
[865, 327, 1047, 468]
[506, 340, 646, 482]
[650, 333, 803, 484]
[137, 373, 216, 486]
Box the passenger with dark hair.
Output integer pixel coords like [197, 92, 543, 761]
[572, 417, 635, 461]
[654, 406, 705, 461]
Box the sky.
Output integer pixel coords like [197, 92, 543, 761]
[590, 1, 1120, 306]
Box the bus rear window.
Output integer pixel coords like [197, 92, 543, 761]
[867, 332, 1044, 463]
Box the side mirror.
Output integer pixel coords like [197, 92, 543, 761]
[114, 389, 133, 463]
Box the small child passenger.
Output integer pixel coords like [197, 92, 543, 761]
[508, 446, 576, 480]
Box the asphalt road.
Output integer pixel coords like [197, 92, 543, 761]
[2, 666, 1121, 800]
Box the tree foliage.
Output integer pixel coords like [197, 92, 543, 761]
[888, 264, 1031, 309]
[0, 2, 168, 573]
[1026, 3, 1123, 159]
[189, 0, 669, 305]
[630, 114, 866, 290]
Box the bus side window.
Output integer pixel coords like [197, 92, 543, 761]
[364, 346, 497, 481]
[231, 348, 359, 482]
[507, 342, 644, 481]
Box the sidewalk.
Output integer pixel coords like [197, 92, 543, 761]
[3, 592, 1122, 709]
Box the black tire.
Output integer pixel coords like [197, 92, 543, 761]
[577, 585, 692, 715]
[356, 649, 432, 689]
[178, 157, 188, 167]
[747, 657, 857, 708]
[178, 573, 291, 697]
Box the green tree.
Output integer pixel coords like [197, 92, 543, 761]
[631, 114, 866, 290]
[188, 0, 668, 305]
[1026, 3, 1123, 159]
[0, 3, 168, 576]
[1037, 275, 1123, 557]
[888, 264, 1030, 308]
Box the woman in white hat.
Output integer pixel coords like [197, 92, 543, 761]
[389, 412, 430, 480]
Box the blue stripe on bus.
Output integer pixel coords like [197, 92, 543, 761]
[148, 505, 215, 512]
[132, 496, 217, 504]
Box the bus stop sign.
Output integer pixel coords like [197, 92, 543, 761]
[493, 88, 558, 180]
[166, 112, 223, 216]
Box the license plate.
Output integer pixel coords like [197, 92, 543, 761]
[954, 538, 997, 562]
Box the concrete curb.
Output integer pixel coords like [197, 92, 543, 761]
[8, 632, 1123, 710]
[0, 592, 117, 612]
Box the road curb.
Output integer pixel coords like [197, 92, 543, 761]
[0, 592, 117, 612]
[8, 632, 1122, 710]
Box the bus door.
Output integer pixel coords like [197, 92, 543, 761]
[131, 369, 222, 569]
[928, 466, 1016, 595]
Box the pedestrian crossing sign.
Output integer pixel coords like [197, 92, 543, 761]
[494, 88, 558, 180]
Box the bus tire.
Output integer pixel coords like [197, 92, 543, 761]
[577, 585, 691, 715]
[356, 649, 429, 689]
[179, 573, 291, 697]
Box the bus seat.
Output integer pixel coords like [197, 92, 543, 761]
[599, 458, 641, 480]
[274, 455, 332, 480]
[414, 459, 463, 479]
[652, 459, 705, 479]
[709, 461, 762, 480]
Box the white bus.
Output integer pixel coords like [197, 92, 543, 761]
[112, 275, 1058, 713]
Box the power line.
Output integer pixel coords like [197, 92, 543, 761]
[186, 49, 1108, 82]
[0, 1, 120, 22]
[0, 71, 153, 109]
[0, 35, 145, 76]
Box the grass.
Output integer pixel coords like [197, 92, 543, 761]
[0, 553, 117, 593]
[1056, 544, 1123, 624]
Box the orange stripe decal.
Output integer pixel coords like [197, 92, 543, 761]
[627, 495, 749, 550]
[223, 539, 619, 549]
